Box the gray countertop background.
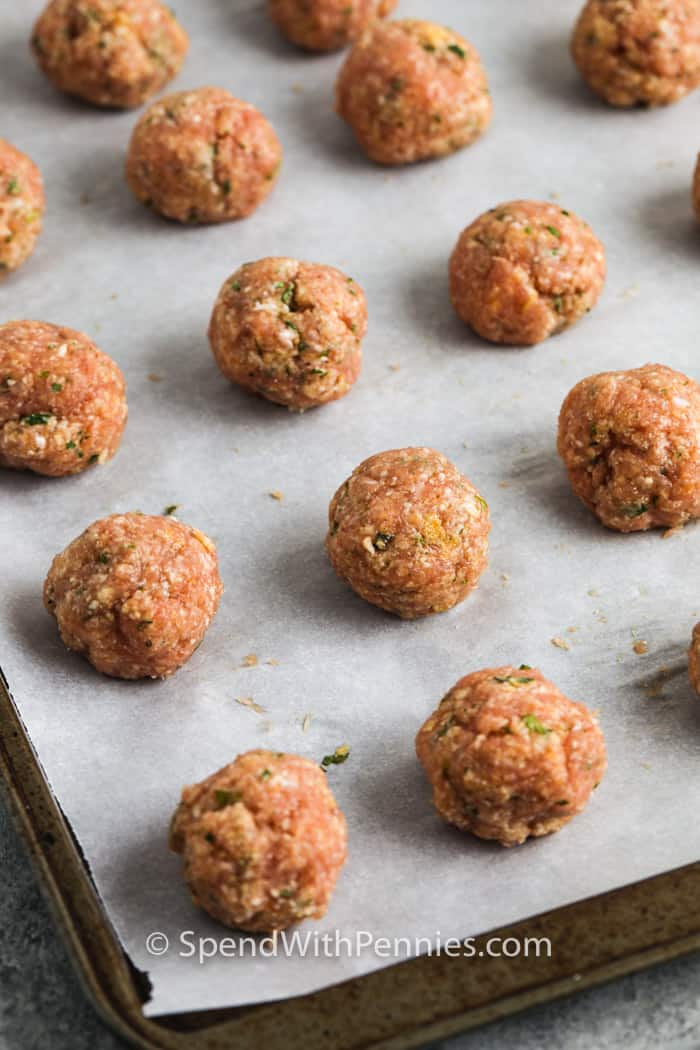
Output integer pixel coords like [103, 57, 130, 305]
[2, 796, 700, 1050]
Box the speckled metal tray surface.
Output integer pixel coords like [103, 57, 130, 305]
[4, 0, 700, 1044]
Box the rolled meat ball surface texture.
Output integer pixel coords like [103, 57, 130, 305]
[0, 140, 44, 277]
[125, 87, 282, 223]
[326, 447, 490, 619]
[209, 257, 366, 410]
[692, 153, 700, 220]
[0, 320, 127, 477]
[448, 201, 606, 346]
[557, 363, 700, 532]
[689, 622, 700, 694]
[335, 19, 492, 164]
[268, 0, 397, 51]
[571, 0, 700, 106]
[170, 750, 348, 932]
[416, 666, 607, 847]
[44, 513, 223, 679]
[31, 0, 189, 108]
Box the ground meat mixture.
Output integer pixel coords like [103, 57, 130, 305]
[0, 140, 44, 277]
[335, 19, 492, 165]
[31, 0, 189, 109]
[689, 622, 700, 694]
[268, 0, 396, 51]
[325, 447, 490, 619]
[0, 320, 127, 477]
[570, 0, 700, 106]
[170, 750, 348, 932]
[125, 87, 281, 223]
[416, 666, 607, 847]
[557, 363, 700, 532]
[692, 153, 700, 219]
[208, 257, 366, 411]
[448, 201, 606, 346]
[44, 513, 223, 678]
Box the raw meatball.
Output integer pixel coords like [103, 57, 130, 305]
[571, 0, 700, 106]
[0, 140, 44, 277]
[689, 622, 700, 694]
[268, 0, 396, 51]
[170, 750, 348, 932]
[44, 513, 223, 679]
[208, 258, 366, 411]
[416, 666, 607, 847]
[31, 0, 189, 109]
[125, 87, 281, 224]
[449, 201, 606, 346]
[692, 153, 700, 220]
[326, 447, 490, 619]
[335, 19, 492, 165]
[0, 320, 126, 477]
[557, 363, 700, 532]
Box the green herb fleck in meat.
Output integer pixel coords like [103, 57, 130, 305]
[622, 503, 647, 518]
[436, 716, 456, 738]
[373, 531, 394, 550]
[214, 788, 242, 809]
[22, 412, 51, 425]
[279, 282, 295, 306]
[447, 43, 466, 58]
[521, 713, 551, 735]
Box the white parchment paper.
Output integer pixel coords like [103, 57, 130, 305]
[2, 0, 700, 1018]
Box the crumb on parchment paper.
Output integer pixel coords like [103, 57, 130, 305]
[148, 372, 163, 382]
[235, 696, 266, 715]
[633, 640, 649, 655]
[269, 490, 284, 502]
[302, 713, 312, 733]
[551, 636, 570, 651]
[240, 653, 258, 667]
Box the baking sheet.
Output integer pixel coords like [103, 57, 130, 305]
[2, 0, 700, 1019]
